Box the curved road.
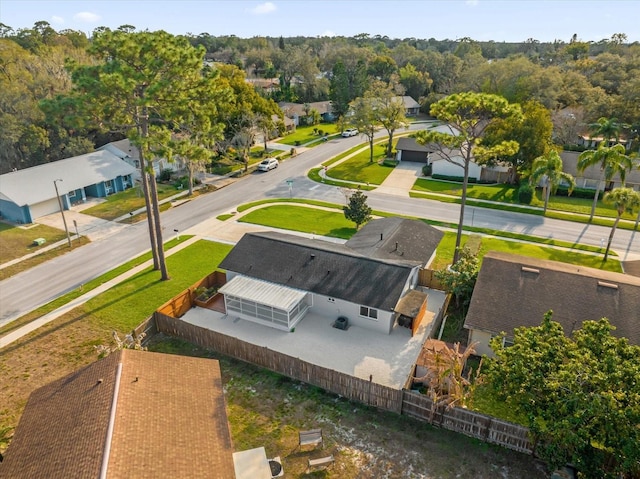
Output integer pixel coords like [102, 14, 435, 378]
[1, 131, 638, 325]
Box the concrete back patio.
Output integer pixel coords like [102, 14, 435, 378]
[180, 288, 446, 389]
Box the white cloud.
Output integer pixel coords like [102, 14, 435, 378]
[51, 15, 65, 25]
[465, 0, 479, 5]
[73, 11, 101, 23]
[320, 30, 335, 37]
[248, 2, 277, 15]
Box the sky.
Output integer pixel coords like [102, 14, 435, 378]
[1, 0, 639, 44]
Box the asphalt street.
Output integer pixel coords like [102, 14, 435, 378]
[1, 129, 638, 326]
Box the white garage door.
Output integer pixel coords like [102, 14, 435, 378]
[30, 198, 61, 220]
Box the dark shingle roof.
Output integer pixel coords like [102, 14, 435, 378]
[219, 231, 418, 311]
[346, 217, 443, 266]
[1, 350, 235, 479]
[396, 137, 436, 153]
[464, 251, 640, 344]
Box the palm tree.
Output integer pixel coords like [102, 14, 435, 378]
[588, 117, 625, 147]
[577, 144, 633, 221]
[602, 187, 640, 261]
[530, 150, 576, 213]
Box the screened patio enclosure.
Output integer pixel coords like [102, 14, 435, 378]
[219, 275, 311, 331]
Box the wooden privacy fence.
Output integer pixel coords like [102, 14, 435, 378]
[418, 268, 444, 290]
[401, 390, 533, 454]
[154, 312, 404, 413]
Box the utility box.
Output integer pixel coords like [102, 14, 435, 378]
[32, 238, 46, 246]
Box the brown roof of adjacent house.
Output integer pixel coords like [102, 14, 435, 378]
[464, 251, 640, 344]
[0, 350, 235, 479]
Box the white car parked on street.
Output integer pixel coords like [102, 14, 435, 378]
[257, 158, 279, 171]
[341, 128, 359, 137]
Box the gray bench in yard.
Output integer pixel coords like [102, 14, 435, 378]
[298, 428, 323, 449]
[308, 455, 335, 469]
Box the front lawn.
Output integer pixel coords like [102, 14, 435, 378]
[80, 184, 184, 220]
[413, 178, 636, 221]
[0, 222, 69, 264]
[238, 204, 357, 239]
[237, 204, 622, 272]
[277, 124, 340, 146]
[328, 143, 395, 185]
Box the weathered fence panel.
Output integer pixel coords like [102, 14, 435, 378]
[418, 268, 445, 290]
[401, 390, 533, 454]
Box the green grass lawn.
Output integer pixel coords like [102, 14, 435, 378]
[239, 204, 357, 239]
[0, 222, 69, 264]
[413, 178, 637, 221]
[237, 203, 622, 272]
[328, 143, 396, 185]
[277, 123, 339, 146]
[80, 184, 184, 220]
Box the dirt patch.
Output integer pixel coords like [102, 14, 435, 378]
[149, 335, 550, 479]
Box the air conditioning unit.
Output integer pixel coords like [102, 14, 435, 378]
[268, 456, 284, 478]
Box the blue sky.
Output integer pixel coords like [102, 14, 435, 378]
[1, 0, 639, 43]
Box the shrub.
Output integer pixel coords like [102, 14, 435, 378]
[517, 184, 533, 204]
[382, 159, 398, 167]
[432, 174, 478, 183]
[290, 148, 297, 157]
[158, 169, 173, 182]
[422, 163, 433, 176]
[556, 185, 597, 199]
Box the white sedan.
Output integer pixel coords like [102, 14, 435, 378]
[257, 158, 279, 171]
[341, 128, 359, 137]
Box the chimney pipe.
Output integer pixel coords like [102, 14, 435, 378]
[395, 242, 398, 251]
[380, 233, 383, 241]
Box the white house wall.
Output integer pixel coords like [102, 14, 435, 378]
[310, 294, 394, 334]
[432, 159, 482, 180]
[468, 329, 494, 357]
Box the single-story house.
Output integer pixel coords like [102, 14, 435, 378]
[464, 251, 640, 356]
[398, 95, 421, 116]
[0, 349, 235, 478]
[0, 150, 136, 224]
[395, 137, 435, 163]
[576, 134, 629, 151]
[98, 138, 185, 180]
[245, 77, 280, 94]
[560, 150, 640, 191]
[395, 137, 509, 182]
[278, 101, 334, 126]
[218, 217, 444, 335]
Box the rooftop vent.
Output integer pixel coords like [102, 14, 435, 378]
[597, 281, 618, 290]
[521, 266, 540, 274]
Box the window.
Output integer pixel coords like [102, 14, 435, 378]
[68, 190, 76, 198]
[359, 306, 378, 320]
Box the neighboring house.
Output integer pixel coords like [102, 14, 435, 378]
[218, 217, 443, 335]
[464, 251, 640, 357]
[278, 101, 334, 126]
[395, 137, 509, 182]
[576, 134, 630, 151]
[560, 150, 640, 191]
[245, 77, 280, 94]
[395, 137, 435, 163]
[0, 349, 235, 478]
[271, 113, 295, 135]
[0, 150, 136, 224]
[99, 138, 185, 179]
[398, 95, 421, 116]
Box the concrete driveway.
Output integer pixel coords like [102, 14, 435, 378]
[375, 162, 424, 196]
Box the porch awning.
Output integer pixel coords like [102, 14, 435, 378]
[219, 275, 307, 312]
